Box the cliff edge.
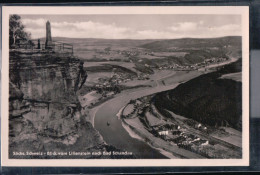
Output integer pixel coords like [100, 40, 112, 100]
[8, 50, 121, 159]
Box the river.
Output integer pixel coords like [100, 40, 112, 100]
[94, 70, 203, 158]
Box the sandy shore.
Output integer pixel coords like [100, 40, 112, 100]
[117, 103, 179, 159]
[86, 85, 155, 127]
[88, 63, 231, 158]
[121, 117, 205, 159]
[87, 68, 201, 127]
[121, 116, 179, 159]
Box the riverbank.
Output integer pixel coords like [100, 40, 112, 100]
[91, 54, 240, 158]
[86, 85, 158, 127]
[118, 103, 178, 159]
[92, 69, 207, 158]
[120, 59, 242, 159]
[121, 112, 205, 159]
[121, 119, 179, 159]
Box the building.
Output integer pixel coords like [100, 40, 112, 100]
[158, 130, 169, 136]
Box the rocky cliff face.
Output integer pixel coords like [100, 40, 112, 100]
[9, 51, 87, 103]
[8, 50, 106, 159]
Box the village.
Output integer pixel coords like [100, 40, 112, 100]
[77, 52, 229, 114]
[77, 70, 142, 109]
[119, 95, 241, 158]
[6, 10, 244, 162]
[156, 57, 228, 71]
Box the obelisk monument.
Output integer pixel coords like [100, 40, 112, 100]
[45, 21, 52, 49]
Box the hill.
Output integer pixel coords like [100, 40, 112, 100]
[153, 58, 242, 130]
[140, 36, 241, 51]
[38, 36, 241, 67]
[52, 37, 157, 47]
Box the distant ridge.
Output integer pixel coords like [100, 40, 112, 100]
[36, 35, 241, 41]
[36, 36, 241, 50]
[140, 36, 241, 51]
[38, 37, 160, 42]
[35, 36, 241, 62]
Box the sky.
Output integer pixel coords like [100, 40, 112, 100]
[20, 14, 241, 39]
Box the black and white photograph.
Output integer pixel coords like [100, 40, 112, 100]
[1, 6, 249, 166]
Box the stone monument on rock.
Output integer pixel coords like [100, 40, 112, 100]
[45, 21, 53, 49]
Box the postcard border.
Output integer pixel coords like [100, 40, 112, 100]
[1, 6, 249, 167]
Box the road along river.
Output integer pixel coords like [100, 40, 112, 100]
[94, 70, 203, 158]
[93, 56, 240, 158]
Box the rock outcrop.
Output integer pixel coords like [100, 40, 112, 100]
[9, 50, 135, 159]
[9, 50, 87, 103]
[8, 50, 103, 159]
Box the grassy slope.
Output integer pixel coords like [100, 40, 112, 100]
[153, 59, 242, 130]
[84, 64, 138, 75]
[52, 37, 156, 47]
[140, 36, 242, 51]
[142, 36, 241, 66]
[42, 37, 242, 67]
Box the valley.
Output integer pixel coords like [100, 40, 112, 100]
[9, 36, 243, 159]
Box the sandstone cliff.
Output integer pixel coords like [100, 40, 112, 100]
[8, 50, 111, 159]
[9, 51, 87, 103]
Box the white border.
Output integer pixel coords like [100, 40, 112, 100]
[1, 6, 249, 167]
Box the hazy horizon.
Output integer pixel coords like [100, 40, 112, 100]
[35, 35, 241, 41]
[20, 14, 242, 40]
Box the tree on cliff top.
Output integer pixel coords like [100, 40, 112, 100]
[9, 14, 31, 47]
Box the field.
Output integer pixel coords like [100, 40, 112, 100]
[84, 61, 138, 74]
[210, 127, 242, 147]
[122, 104, 135, 116]
[145, 111, 164, 126]
[78, 91, 102, 107]
[53, 37, 153, 61]
[53, 37, 241, 69]
[220, 72, 242, 82]
[161, 71, 203, 85]
[86, 72, 113, 84]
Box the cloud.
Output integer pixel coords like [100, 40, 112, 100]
[170, 22, 198, 32]
[22, 18, 46, 27]
[21, 18, 183, 39]
[199, 20, 204, 25]
[205, 24, 241, 37]
[209, 24, 240, 32]
[22, 18, 132, 39]
[21, 18, 241, 39]
[135, 30, 175, 39]
[54, 21, 130, 39]
[169, 21, 241, 38]
[24, 28, 44, 38]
